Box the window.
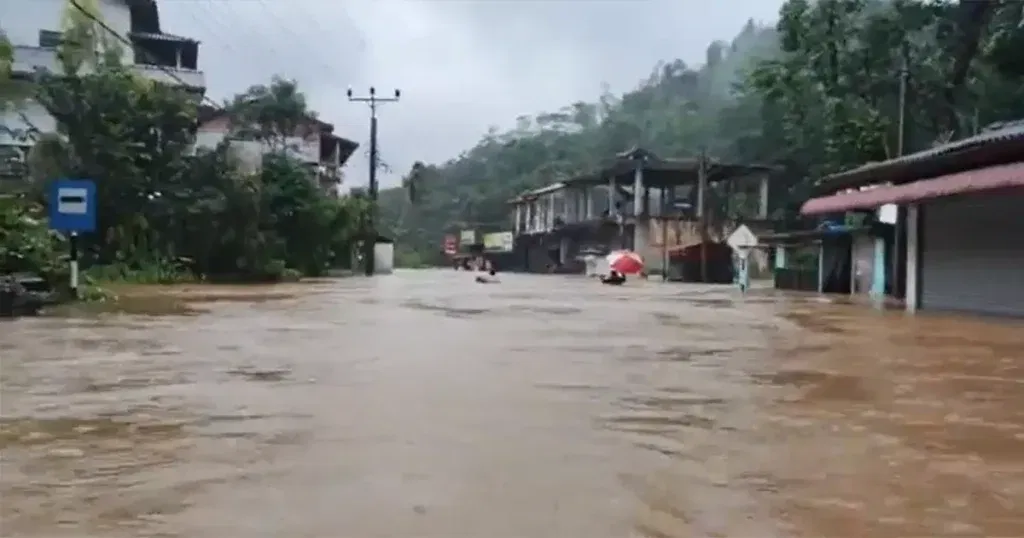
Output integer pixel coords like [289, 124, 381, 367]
[0, 147, 28, 180]
[38, 30, 62, 49]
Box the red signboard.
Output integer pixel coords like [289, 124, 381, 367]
[443, 234, 457, 255]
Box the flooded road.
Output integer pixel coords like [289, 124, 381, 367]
[2, 271, 1023, 537]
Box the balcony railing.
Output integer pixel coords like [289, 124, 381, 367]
[11, 45, 205, 89]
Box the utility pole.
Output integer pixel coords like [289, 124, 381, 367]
[348, 86, 401, 276]
[894, 47, 909, 298]
[897, 51, 908, 157]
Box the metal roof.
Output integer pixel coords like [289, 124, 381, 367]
[130, 31, 198, 44]
[818, 120, 1024, 193]
[803, 161, 1024, 215]
[507, 182, 569, 203]
[564, 151, 777, 187]
[526, 182, 566, 196]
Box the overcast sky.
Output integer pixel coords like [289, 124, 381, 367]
[159, 0, 784, 189]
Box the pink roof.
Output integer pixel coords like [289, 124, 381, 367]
[802, 161, 1024, 215]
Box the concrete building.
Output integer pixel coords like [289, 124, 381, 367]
[508, 148, 775, 278]
[1, 0, 204, 177]
[801, 121, 1024, 318]
[195, 106, 359, 197]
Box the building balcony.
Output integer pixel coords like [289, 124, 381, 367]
[11, 45, 205, 90]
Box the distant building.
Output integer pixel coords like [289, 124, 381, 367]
[508, 148, 775, 278]
[195, 106, 359, 197]
[0, 0, 205, 178]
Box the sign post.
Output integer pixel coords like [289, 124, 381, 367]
[726, 224, 758, 293]
[443, 235, 457, 256]
[48, 179, 97, 299]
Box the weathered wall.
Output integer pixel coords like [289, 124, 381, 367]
[1, 0, 132, 51]
[640, 218, 771, 277]
[195, 117, 323, 171]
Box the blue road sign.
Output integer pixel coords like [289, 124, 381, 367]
[48, 179, 97, 233]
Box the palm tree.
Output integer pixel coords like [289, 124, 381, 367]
[403, 161, 431, 203]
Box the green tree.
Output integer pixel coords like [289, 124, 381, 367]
[377, 18, 779, 262]
[0, 198, 65, 284]
[737, 0, 1024, 196]
[227, 76, 316, 154]
[1, 31, 36, 137]
[0, 11, 368, 285]
[379, 1, 1024, 263]
[0, 31, 13, 101]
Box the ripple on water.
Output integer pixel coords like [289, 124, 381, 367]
[74, 371, 195, 393]
[3, 273, 1024, 538]
[601, 388, 727, 450]
[224, 367, 291, 382]
[0, 416, 186, 449]
[401, 299, 491, 318]
[507, 304, 582, 316]
[752, 369, 875, 402]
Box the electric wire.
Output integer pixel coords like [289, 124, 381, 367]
[67, 0, 221, 109]
[250, 0, 340, 77]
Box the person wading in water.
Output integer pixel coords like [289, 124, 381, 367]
[475, 260, 498, 283]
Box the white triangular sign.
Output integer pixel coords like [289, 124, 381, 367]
[727, 224, 758, 251]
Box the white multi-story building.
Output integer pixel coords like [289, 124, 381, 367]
[0, 0, 205, 177]
[195, 105, 360, 197]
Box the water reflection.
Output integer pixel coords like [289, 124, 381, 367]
[1, 273, 1021, 537]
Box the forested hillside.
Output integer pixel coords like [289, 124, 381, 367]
[379, 0, 1024, 267]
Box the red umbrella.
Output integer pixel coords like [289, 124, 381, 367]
[607, 250, 644, 275]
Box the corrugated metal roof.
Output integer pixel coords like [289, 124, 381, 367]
[131, 31, 197, 43]
[802, 161, 1024, 215]
[507, 181, 575, 204]
[527, 182, 566, 196]
[821, 121, 1024, 187]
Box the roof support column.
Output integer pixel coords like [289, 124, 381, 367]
[870, 235, 886, 298]
[585, 187, 593, 220]
[633, 163, 644, 217]
[547, 194, 555, 230]
[608, 175, 617, 217]
[633, 162, 647, 260]
[817, 243, 825, 293]
[905, 204, 920, 313]
[758, 176, 770, 219]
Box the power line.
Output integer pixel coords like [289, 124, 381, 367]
[65, 0, 358, 164]
[67, 0, 221, 109]
[251, 0, 339, 76]
[186, 0, 249, 60]
[189, 0, 369, 181]
[196, 0, 308, 80]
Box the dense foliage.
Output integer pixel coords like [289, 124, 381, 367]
[380, 0, 1024, 266]
[0, 12, 368, 285]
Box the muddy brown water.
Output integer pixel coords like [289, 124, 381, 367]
[2, 271, 1023, 537]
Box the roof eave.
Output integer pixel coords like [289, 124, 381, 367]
[816, 121, 1024, 195]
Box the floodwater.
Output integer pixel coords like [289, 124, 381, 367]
[2, 271, 1023, 537]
